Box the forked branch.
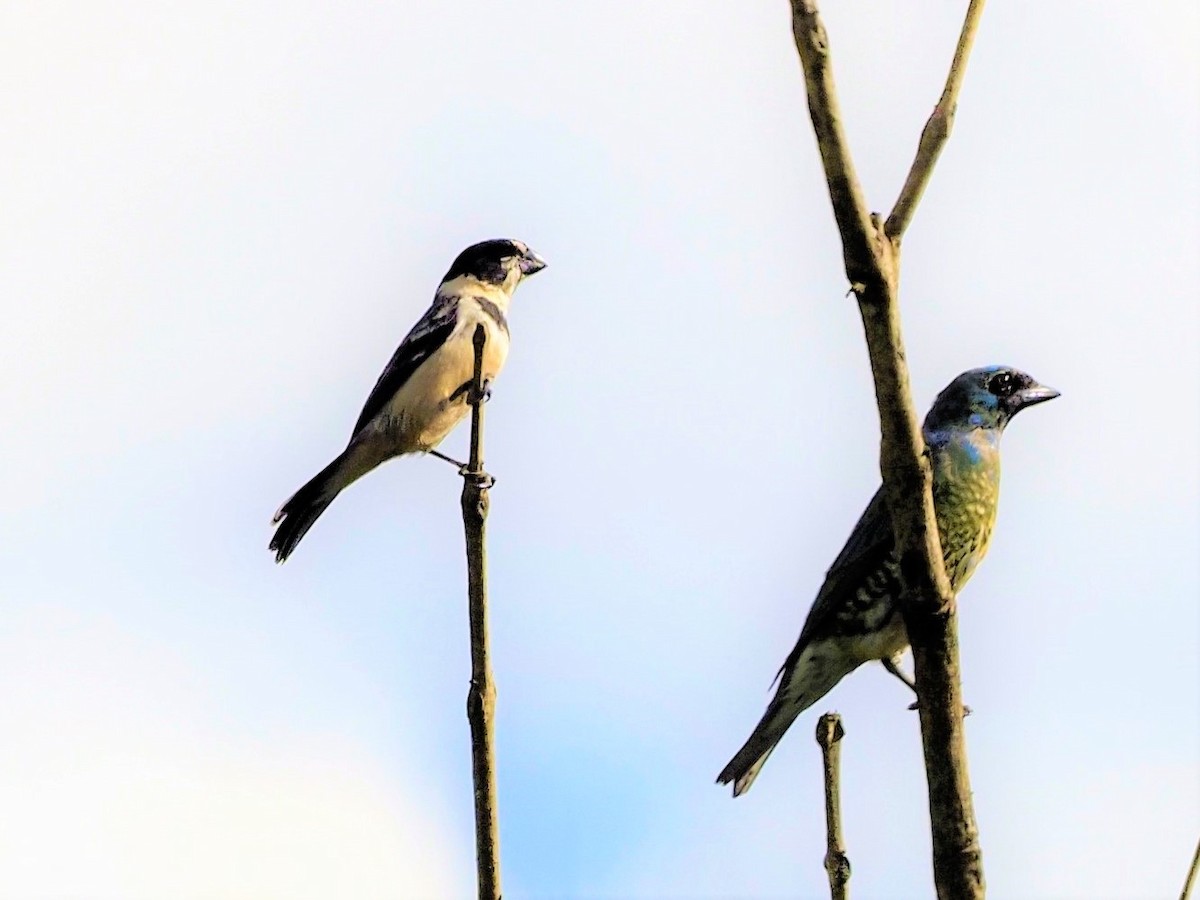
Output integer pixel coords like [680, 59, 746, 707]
[786, 1, 989, 898]
[788, 0, 954, 618]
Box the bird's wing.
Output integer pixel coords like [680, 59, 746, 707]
[350, 293, 460, 436]
[778, 486, 895, 674]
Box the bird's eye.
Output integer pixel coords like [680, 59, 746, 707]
[987, 372, 1015, 397]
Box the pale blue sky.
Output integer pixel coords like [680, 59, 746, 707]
[2, 1, 1197, 897]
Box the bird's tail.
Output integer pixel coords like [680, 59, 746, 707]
[269, 453, 348, 563]
[716, 703, 799, 797]
[718, 645, 853, 796]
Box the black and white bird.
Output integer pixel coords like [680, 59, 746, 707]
[269, 239, 546, 563]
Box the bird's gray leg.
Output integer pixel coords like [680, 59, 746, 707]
[427, 448, 496, 487]
[436, 377, 496, 486]
[428, 449, 467, 469]
[882, 654, 919, 706]
[882, 653, 971, 716]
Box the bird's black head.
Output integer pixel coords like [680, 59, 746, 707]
[925, 365, 1060, 433]
[441, 239, 546, 289]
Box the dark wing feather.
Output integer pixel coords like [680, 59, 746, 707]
[350, 293, 459, 436]
[778, 486, 896, 674]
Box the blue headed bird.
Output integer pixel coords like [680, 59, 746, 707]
[718, 366, 1059, 797]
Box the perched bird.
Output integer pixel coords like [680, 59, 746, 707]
[269, 239, 546, 563]
[717, 366, 1058, 797]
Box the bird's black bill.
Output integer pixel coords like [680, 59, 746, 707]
[519, 251, 547, 276]
[1013, 383, 1060, 411]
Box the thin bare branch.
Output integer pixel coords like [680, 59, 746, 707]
[885, 0, 988, 240]
[789, 0, 882, 289]
[816, 714, 850, 900]
[1181, 835, 1200, 900]
[461, 323, 501, 900]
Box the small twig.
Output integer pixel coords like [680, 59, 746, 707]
[816, 714, 850, 900]
[1181, 835, 1200, 900]
[461, 323, 501, 900]
[885, 0, 988, 240]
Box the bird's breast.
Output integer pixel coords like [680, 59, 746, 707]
[377, 305, 510, 453]
[933, 438, 1001, 591]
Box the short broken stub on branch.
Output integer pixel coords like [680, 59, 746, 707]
[816, 713, 850, 900]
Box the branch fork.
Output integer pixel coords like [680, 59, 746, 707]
[788, 1, 989, 897]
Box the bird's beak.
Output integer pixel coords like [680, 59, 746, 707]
[519, 250, 547, 276]
[1013, 383, 1061, 411]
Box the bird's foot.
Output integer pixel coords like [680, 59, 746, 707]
[450, 378, 491, 405]
[459, 467, 495, 489]
[907, 700, 972, 717]
[427, 450, 494, 487]
[468, 378, 493, 405]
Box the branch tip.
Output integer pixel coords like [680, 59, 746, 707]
[885, 0, 987, 240]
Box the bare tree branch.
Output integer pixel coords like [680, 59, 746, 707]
[906, 615, 984, 895]
[789, 0, 954, 618]
[787, 1, 989, 897]
[1181, 835, 1200, 900]
[461, 324, 502, 900]
[789, 0, 881, 290]
[816, 714, 850, 900]
[886, 0, 988, 240]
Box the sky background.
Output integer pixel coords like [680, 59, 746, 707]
[2, 1, 1198, 897]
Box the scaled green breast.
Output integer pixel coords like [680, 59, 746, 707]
[933, 442, 1002, 592]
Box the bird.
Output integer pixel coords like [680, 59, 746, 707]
[717, 365, 1059, 797]
[269, 238, 546, 563]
